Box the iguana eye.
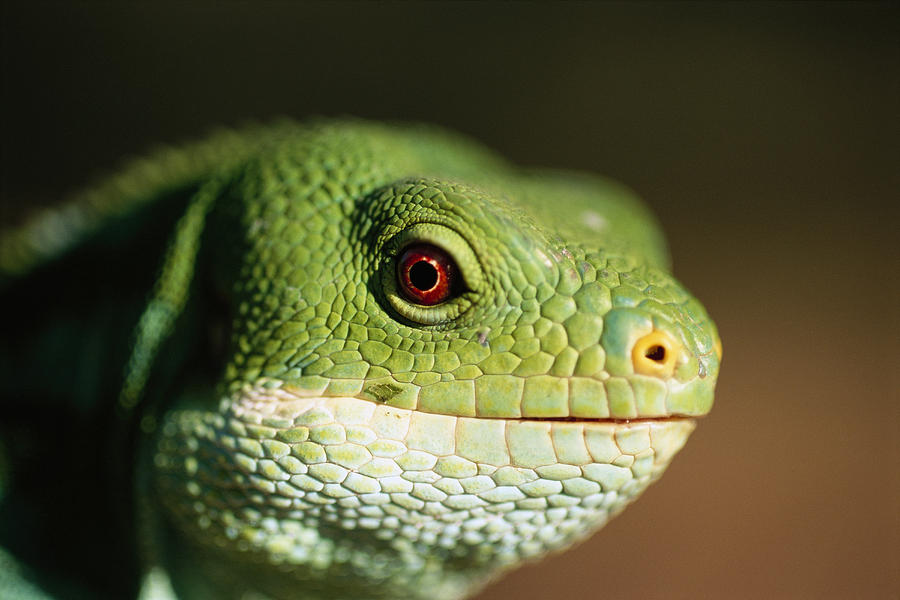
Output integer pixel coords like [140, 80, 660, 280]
[397, 244, 457, 305]
[382, 223, 481, 325]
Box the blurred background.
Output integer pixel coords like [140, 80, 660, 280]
[2, 2, 897, 598]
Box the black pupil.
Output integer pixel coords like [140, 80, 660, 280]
[409, 260, 438, 291]
[645, 345, 666, 362]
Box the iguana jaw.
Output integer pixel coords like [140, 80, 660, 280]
[154, 383, 697, 599]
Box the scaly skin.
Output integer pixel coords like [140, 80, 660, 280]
[0, 120, 720, 599]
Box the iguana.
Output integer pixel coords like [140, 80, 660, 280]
[0, 119, 721, 599]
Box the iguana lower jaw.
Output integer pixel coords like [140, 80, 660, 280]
[154, 386, 696, 600]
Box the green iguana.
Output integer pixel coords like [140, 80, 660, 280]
[0, 119, 721, 599]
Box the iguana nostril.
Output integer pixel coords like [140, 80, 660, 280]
[632, 329, 680, 377]
[644, 344, 666, 362]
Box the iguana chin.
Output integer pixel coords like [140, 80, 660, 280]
[0, 119, 721, 600]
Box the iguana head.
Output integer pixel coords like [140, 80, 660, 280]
[153, 123, 720, 600]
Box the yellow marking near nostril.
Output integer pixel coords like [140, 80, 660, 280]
[714, 337, 723, 361]
[632, 330, 680, 377]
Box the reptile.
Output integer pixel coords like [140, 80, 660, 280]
[0, 119, 721, 600]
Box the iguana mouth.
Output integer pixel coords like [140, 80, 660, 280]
[219, 386, 698, 470]
[243, 381, 709, 424]
[513, 415, 697, 424]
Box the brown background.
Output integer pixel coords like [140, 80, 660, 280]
[2, 3, 897, 598]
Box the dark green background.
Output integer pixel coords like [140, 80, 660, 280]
[2, 3, 897, 598]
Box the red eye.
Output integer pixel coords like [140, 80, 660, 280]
[397, 244, 457, 305]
